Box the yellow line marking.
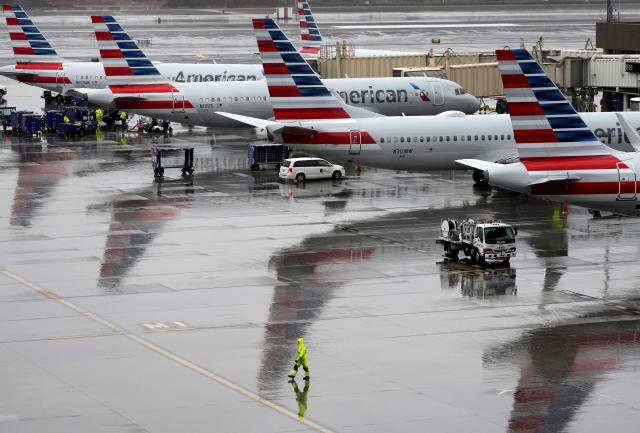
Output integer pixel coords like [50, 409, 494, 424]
[1, 268, 334, 433]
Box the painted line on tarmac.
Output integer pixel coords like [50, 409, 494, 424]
[1, 268, 335, 433]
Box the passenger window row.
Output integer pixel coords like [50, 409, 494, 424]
[199, 96, 268, 103]
[380, 134, 512, 144]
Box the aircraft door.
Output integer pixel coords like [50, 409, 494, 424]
[56, 67, 66, 93]
[172, 91, 186, 113]
[430, 82, 445, 106]
[349, 130, 361, 155]
[617, 162, 637, 200]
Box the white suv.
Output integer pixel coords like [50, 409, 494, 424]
[279, 157, 346, 182]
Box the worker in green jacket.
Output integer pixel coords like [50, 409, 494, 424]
[288, 337, 310, 380]
[120, 110, 127, 131]
[63, 114, 70, 123]
[95, 107, 103, 124]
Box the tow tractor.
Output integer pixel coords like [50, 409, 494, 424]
[437, 218, 516, 265]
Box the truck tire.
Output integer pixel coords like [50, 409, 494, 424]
[471, 249, 480, 265]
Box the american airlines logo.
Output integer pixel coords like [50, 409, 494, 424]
[174, 71, 259, 83]
[337, 87, 410, 105]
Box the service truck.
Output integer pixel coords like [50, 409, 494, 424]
[437, 218, 516, 265]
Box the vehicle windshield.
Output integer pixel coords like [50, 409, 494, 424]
[282, 160, 291, 167]
[483, 226, 515, 244]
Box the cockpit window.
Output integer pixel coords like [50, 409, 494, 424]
[454, 88, 467, 95]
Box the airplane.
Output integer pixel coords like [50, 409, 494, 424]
[216, 18, 640, 179]
[79, 15, 479, 128]
[296, 0, 417, 57]
[0, 4, 264, 97]
[457, 49, 640, 217]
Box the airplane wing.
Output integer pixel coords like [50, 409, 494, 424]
[455, 159, 503, 171]
[215, 111, 279, 129]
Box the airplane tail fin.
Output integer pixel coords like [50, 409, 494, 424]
[297, 1, 323, 57]
[2, 4, 68, 83]
[496, 48, 622, 171]
[91, 15, 192, 111]
[253, 17, 352, 122]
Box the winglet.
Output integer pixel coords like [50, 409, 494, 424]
[496, 48, 621, 172]
[253, 17, 353, 123]
[297, 1, 323, 57]
[615, 112, 640, 152]
[91, 15, 193, 112]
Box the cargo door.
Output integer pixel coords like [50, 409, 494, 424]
[172, 91, 186, 113]
[617, 162, 637, 200]
[430, 82, 445, 106]
[56, 67, 66, 93]
[349, 130, 361, 155]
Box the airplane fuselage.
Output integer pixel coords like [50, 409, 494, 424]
[272, 112, 640, 170]
[81, 76, 480, 127]
[0, 61, 264, 93]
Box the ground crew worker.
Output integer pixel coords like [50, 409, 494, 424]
[290, 378, 309, 419]
[95, 108, 103, 125]
[63, 114, 70, 123]
[120, 111, 127, 130]
[288, 337, 310, 380]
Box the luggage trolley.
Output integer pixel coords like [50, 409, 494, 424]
[151, 146, 195, 177]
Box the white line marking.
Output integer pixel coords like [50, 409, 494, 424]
[1, 268, 334, 433]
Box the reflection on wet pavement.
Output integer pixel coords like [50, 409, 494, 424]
[1, 4, 640, 431]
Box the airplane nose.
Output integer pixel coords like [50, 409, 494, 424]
[467, 94, 481, 113]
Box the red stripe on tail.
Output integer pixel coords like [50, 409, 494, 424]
[513, 129, 557, 144]
[501, 74, 530, 89]
[507, 102, 545, 116]
[496, 50, 517, 61]
[257, 40, 278, 53]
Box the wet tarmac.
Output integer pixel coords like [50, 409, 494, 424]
[0, 124, 639, 433]
[1, 4, 640, 432]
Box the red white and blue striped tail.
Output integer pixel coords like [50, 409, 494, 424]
[91, 15, 193, 111]
[297, 1, 323, 56]
[3, 4, 68, 83]
[253, 17, 350, 122]
[497, 49, 623, 172]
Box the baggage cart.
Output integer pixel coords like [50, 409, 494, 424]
[151, 146, 194, 177]
[248, 143, 289, 171]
